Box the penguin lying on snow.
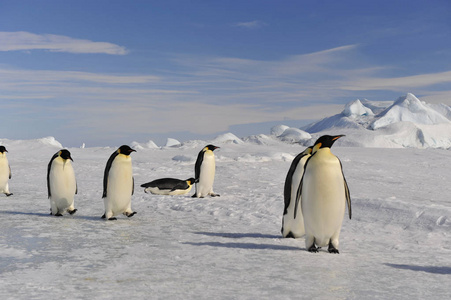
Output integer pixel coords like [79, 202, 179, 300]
[47, 149, 77, 216]
[281, 146, 313, 238]
[102, 145, 137, 220]
[141, 178, 196, 195]
[0, 146, 13, 197]
[192, 144, 220, 198]
[296, 135, 351, 254]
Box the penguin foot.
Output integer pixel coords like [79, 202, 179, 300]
[209, 193, 220, 197]
[328, 243, 340, 254]
[285, 231, 296, 239]
[125, 211, 137, 218]
[68, 209, 77, 215]
[5, 193, 13, 197]
[307, 245, 319, 253]
[108, 217, 117, 221]
[55, 213, 63, 217]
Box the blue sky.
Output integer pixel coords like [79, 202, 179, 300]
[1, 0, 451, 147]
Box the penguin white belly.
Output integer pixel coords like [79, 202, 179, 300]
[282, 155, 309, 238]
[196, 153, 215, 197]
[145, 185, 191, 195]
[302, 155, 346, 248]
[49, 159, 76, 213]
[105, 156, 133, 216]
[0, 157, 10, 194]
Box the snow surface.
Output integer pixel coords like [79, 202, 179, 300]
[1, 135, 450, 299]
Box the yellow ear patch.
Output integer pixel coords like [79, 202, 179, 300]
[58, 150, 62, 156]
[313, 142, 322, 152]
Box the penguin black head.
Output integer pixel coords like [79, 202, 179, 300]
[59, 149, 73, 161]
[0, 146, 7, 154]
[186, 178, 196, 185]
[118, 145, 136, 156]
[313, 135, 344, 151]
[204, 144, 219, 151]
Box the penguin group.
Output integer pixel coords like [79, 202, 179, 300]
[0, 143, 220, 221]
[282, 135, 352, 253]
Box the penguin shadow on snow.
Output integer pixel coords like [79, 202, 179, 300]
[0, 210, 51, 218]
[385, 263, 451, 275]
[0, 210, 113, 222]
[185, 231, 300, 251]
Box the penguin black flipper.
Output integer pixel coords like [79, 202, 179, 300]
[170, 182, 188, 192]
[46, 152, 59, 198]
[339, 160, 352, 219]
[294, 154, 314, 219]
[283, 151, 309, 215]
[102, 151, 119, 198]
[9, 165, 11, 179]
[194, 149, 204, 180]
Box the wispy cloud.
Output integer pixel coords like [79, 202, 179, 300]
[233, 20, 267, 29]
[0, 31, 128, 55]
[341, 70, 451, 91]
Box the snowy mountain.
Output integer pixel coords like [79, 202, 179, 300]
[295, 93, 451, 149]
[370, 93, 450, 130]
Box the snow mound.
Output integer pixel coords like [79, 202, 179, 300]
[211, 133, 244, 144]
[131, 140, 159, 150]
[0, 136, 63, 151]
[242, 134, 282, 145]
[165, 138, 181, 147]
[37, 136, 64, 148]
[271, 125, 289, 136]
[277, 128, 312, 143]
[343, 99, 374, 117]
[370, 93, 450, 130]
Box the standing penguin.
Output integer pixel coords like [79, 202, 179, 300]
[296, 135, 351, 253]
[281, 146, 313, 238]
[192, 144, 220, 198]
[102, 145, 137, 220]
[0, 146, 13, 197]
[47, 149, 77, 216]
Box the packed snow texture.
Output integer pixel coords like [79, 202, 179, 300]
[0, 134, 450, 299]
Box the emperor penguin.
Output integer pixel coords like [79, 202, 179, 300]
[296, 135, 351, 253]
[281, 146, 313, 238]
[102, 145, 137, 220]
[47, 149, 77, 216]
[192, 144, 220, 198]
[0, 146, 13, 197]
[141, 178, 196, 195]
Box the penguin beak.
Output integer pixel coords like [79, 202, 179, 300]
[332, 135, 345, 141]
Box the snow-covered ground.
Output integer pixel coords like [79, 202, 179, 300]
[0, 136, 450, 299]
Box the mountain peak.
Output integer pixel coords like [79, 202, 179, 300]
[342, 99, 374, 117]
[370, 93, 450, 130]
